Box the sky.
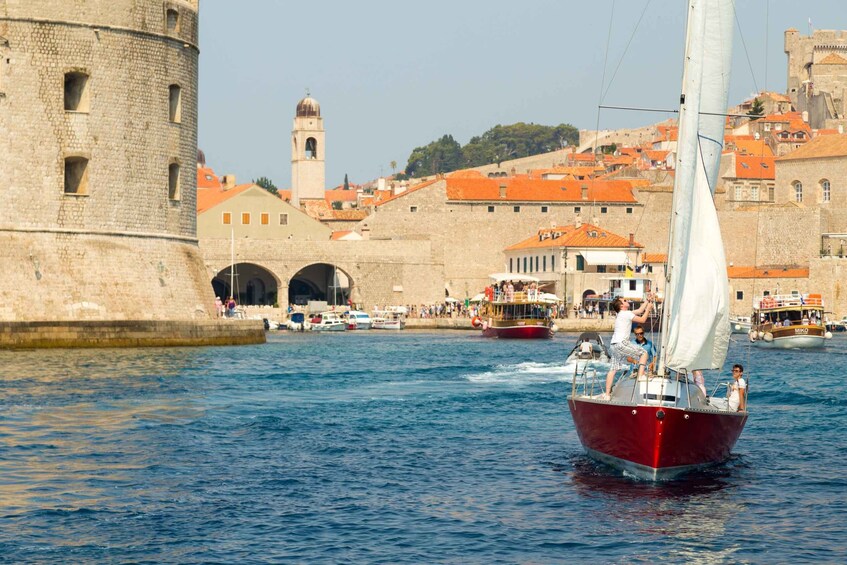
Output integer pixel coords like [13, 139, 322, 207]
[197, 0, 847, 189]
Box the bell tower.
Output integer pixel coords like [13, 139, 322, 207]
[291, 92, 325, 207]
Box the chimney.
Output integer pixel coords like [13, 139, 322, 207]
[222, 174, 236, 190]
[629, 233, 635, 247]
[499, 183, 507, 199]
[581, 185, 588, 200]
[840, 125, 845, 134]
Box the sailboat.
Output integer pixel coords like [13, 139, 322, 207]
[568, 0, 747, 479]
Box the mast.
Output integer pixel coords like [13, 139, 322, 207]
[230, 228, 235, 300]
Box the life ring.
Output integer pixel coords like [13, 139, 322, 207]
[471, 316, 483, 328]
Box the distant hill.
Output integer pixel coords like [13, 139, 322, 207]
[404, 122, 580, 177]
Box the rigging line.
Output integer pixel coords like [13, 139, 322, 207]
[733, 3, 760, 95]
[592, 0, 617, 159]
[600, 0, 654, 103]
[764, 0, 769, 91]
[599, 104, 754, 118]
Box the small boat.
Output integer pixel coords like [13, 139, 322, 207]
[475, 274, 554, 339]
[824, 317, 847, 332]
[372, 306, 406, 330]
[569, 0, 748, 480]
[310, 311, 347, 332]
[729, 315, 752, 334]
[285, 312, 310, 331]
[748, 293, 831, 348]
[565, 332, 610, 364]
[345, 310, 372, 330]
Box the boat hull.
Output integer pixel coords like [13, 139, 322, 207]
[568, 397, 747, 480]
[750, 325, 826, 348]
[481, 324, 552, 339]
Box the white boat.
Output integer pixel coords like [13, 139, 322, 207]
[285, 312, 310, 331]
[729, 315, 752, 334]
[565, 332, 610, 364]
[372, 306, 406, 330]
[749, 293, 830, 348]
[345, 310, 372, 330]
[310, 311, 347, 332]
[568, 0, 748, 480]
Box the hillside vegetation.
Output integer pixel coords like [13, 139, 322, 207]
[404, 122, 580, 177]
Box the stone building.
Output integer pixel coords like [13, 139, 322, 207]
[0, 0, 262, 346]
[785, 28, 847, 130]
[290, 94, 325, 208]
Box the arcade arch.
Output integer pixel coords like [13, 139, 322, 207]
[212, 262, 279, 306]
[289, 263, 352, 307]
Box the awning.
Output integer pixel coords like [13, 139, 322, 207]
[580, 250, 629, 266]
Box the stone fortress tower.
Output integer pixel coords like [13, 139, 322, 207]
[290, 94, 325, 207]
[0, 0, 262, 345]
[785, 28, 847, 130]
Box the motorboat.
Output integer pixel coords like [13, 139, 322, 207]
[345, 310, 372, 330]
[474, 273, 554, 339]
[372, 306, 406, 330]
[565, 332, 610, 364]
[568, 0, 748, 480]
[748, 293, 830, 348]
[729, 315, 752, 334]
[285, 312, 310, 331]
[310, 311, 347, 332]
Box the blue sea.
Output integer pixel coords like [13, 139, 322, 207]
[1, 330, 845, 563]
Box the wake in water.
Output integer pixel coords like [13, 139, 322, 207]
[465, 359, 611, 385]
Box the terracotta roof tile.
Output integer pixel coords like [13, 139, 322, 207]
[374, 178, 440, 207]
[444, 176, 638, 203]
[727, 266, 809, 279]
[734, 154, 775, 179]
[197, 167, 222, 190]
[642, 253, 667, 263]
[729, 139, 773, 156]
[505, 223, 642, 251]
[196, 183, 255, 213]
[777, 133, 847, 161]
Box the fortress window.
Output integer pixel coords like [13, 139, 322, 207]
[168, 84, 182, 123]
[487, 206, 494, 213]
[305, 137, 318, 159]
[734, 186, 743, 201]
[222, 212, 232, 225]
[63, 157, 89, 194]
[509, 258, 513, 272]
[574, 206, 581, 214]
[168, 163, 180, 200]
[626, 207, 633, 214]
[541, 206, 548, 213]
[64, 72, 90, 112]
[513, 206, 521, 213]
[822, 180, 831, 203]
[600, 207, 608, 214]
[793, 181, 803, 203]
[736, 291, 744, 300]
[410, 206, 418, 213]
[242, 213, 251, 225]
[261, 213, 269, 225]
[166, 8, 180, 33]
[279, 213, 288, 226]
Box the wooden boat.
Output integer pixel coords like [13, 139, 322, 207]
[569, 0, 748, 480]
[748, 293, 830, 348]
[476, 274, 553, 339]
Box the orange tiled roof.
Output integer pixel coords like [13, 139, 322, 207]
[444, 176, 638, 203]
[505, 223, 642, 251]
[758, 111, 802, 123]
[730, 139, 774, 156]
[448, 170, 486, 179]
[197, 167, 222, 190]
[644, 150, 670, 161]
[814, 128, 840, 136]
[642, 253, 667, 263]
[818, 53, 847, 65]
[778, 133, 847, 161]
[727, 266, 809, 279]
[656, 125, 678, 141]
[734, 154, 775, 179]
[196, 183, 255, 214]
[373, 178, 440, 207]
[534, 166, 602, 176]
[330, 230, 353, 240]
[324, 188, 359, 202]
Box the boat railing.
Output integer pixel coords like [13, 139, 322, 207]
[755, 293, 824, 309]
[492, 290, 543, 303]
[570, 364, 601, 398]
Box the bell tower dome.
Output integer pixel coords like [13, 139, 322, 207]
[291, 92, 326, 207]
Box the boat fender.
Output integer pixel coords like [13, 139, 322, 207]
[763, 332, 774, 342]
[748, 330, 757, 342]
[825, 331, 833, 339]
[656, 409, 665, 420]
[757, 331, 765, 339]
[471, 315, 482, 328]
[550, 324, 558, 333]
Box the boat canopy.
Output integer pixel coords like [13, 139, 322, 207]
[488, 273, 539, 283]
[580, 250, 628, 266]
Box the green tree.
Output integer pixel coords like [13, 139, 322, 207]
[253, 176, 278, 196]
[390, 160, 397, 176]
[343, 173, 350, 190]
[747, 98, 765, 120]
[405, 134, 463, 177]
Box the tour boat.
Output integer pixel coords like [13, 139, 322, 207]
[371, 306, 406, 330]
[748, 293, 830, 348]
[475, 274, 554, 339]
[565, 332, 610, 365]
[568, 0, 748, 480]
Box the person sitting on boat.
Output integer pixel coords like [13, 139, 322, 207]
[802, 314, 810, 326]
[728, 364, 747, 412]
[782, 317, 791, 327]
[579, 339, 593, 359]
[628, 325, 656, 374]
[604, 295, 655, 400]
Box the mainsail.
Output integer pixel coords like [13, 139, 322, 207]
[660, 0, 734, 371]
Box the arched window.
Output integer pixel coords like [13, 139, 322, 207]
[305, 137, 317, 159]
[64, 71, 90, 112]
[822, 180, 831, 203]
[794, 181, 803, 203]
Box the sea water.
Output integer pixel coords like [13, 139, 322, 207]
[0, 331, 845, 563]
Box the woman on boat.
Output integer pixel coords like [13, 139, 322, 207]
[603, 294, 655, 399]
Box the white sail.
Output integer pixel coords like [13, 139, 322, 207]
[661, 0, 734, 371]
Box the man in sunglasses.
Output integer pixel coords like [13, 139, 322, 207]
[629, 324, 656, 374]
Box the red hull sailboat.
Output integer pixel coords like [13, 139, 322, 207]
[568, 0, 747, 480]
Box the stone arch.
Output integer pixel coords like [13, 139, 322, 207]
[212, 262, 280, 306]
[305, 137, 318, 159]
[289, 262, 353, 307]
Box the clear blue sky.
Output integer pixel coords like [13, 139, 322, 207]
[197, 0, 847, 188]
